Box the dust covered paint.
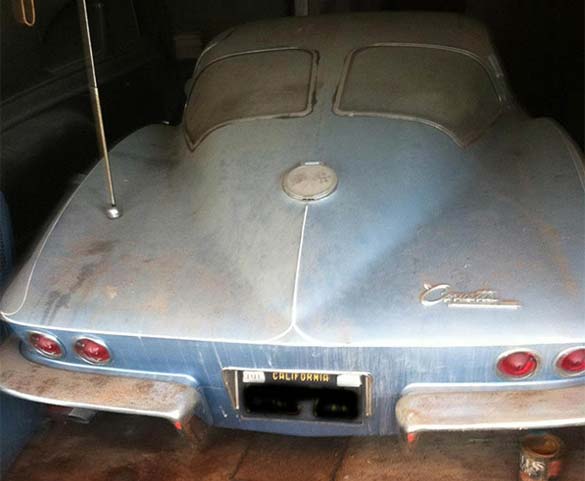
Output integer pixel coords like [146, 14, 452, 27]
[0, 13, 584, 436]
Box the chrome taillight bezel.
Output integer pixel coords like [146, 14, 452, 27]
[73, 336, 112, 365]
[27, 331, 65, 359]
[554, 346, 585, 378]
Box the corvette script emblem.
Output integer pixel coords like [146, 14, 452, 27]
[420, 283, 521, 310]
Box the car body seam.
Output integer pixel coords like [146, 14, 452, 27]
[263, 203, 310, 344]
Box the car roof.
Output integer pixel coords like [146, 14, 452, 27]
[184, 12, 509, 149]
[199, 12, 498, 70]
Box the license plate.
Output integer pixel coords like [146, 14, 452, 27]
[223, 369, 372, 422]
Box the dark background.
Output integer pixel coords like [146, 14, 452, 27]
[1, 0, 583, 257]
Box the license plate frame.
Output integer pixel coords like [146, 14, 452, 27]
[222, 368, 373, 421]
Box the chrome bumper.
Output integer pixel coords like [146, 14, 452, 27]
[396, 384, 585, 433]
[0, 337, 201, 427]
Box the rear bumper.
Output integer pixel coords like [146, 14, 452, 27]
[0, 337, 201, 427]
[396, 384, 585, 434]
[3, 333, 584, 436]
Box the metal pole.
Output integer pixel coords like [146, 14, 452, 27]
[76, 0, 121, 219]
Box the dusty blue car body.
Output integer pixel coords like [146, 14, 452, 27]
[0, 13, 584, 437]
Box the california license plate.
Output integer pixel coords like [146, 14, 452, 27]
[223, 369, 372, 422]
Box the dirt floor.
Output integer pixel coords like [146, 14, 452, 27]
[6, 414, 584, 481]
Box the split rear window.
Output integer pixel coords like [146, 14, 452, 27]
[334, 46, 502, 144]
[185, 45, 501, 148]
[184, 48, 315, 149]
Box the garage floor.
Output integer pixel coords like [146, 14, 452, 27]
[6, 414, 584, 481]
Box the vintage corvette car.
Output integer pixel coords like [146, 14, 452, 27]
[1, 12, 584, 438]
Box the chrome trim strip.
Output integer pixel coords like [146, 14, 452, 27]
[363, 373, 373, 417]
[332, 43, 504, 147]
[402, 378, 585, 395]
[184, 47, 319, 151]
[222, 368, 239, 411]
[396, 383, 585, 433]
[0, 337, 201, 425]
[234, 369, 240, 410]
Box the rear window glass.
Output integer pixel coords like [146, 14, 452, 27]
[185, 48, 316, 149]
[334, 46, 501, 145]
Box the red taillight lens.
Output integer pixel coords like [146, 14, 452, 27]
[556, 348, 585, 376]
[497, 351, 538, 378]
[28, 332, 64, 358]
[74, 338, 111, 364]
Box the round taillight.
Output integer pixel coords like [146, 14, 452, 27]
[28, 332, 64, 359]
[497, 350, 538, 378]
[556, 347, 585, 376]
[74, 338, 111, 364]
